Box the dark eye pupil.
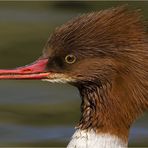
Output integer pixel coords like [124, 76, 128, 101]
[67, 56, 74, 62]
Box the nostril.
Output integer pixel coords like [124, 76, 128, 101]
[21, 69, 32, 73]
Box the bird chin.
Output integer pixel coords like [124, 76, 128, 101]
[42, 79, 69, 83]
[42, 73, 75, 83]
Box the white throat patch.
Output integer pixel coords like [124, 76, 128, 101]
[42, 73, 75, 83]
[67, 129, 127, 148]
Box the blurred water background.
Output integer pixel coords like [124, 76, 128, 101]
[0, 1, 147, 147]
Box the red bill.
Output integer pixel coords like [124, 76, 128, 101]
[0, 59, 50, 80]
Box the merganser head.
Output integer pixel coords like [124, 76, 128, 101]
[0, 6, 147, 145]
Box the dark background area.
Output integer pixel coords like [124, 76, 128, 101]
[0, 1, 147, 147]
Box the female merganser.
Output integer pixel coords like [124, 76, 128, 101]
[0, 6, 147, 148]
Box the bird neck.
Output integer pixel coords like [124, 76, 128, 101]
[75, 82, 139, 146]
[70, 63, 147, 148]
[67, 129, 127, 148]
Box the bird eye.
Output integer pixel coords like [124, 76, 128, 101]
[65, 54, 76, 64]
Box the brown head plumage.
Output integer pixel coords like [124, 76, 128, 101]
[42, 6, 148, 141]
